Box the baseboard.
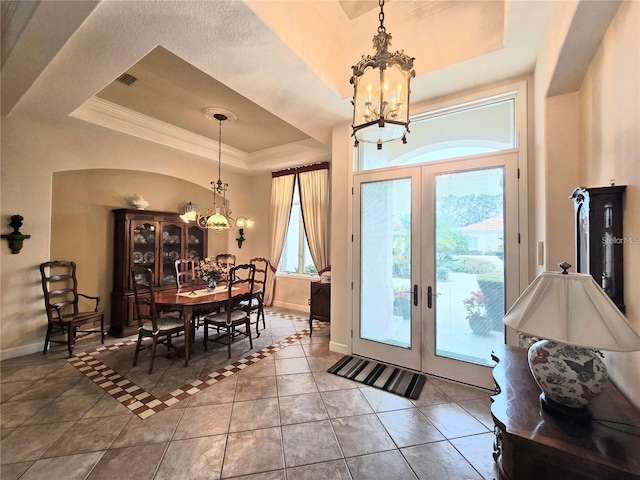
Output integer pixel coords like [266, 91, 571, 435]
[329, 340, 349, 355]
[1, 341, 41, 360]
[272, 301, 309, 313]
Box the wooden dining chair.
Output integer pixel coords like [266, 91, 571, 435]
[40, 260, 106, 357]
[175, 258, 201, 290]
[131, 265, 185, 373]
[215, 253, 236, 272]
[202, 264, 255, 358]
[240, 257, 268, 336]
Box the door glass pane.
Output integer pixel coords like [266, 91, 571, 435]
[162, 224, 182, 285]
[361, 178, 412, 348]
[434, 167, 505, 366]
[187, 226, 204, 261]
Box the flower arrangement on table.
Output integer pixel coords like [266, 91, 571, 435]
[198, 259, 226, 291]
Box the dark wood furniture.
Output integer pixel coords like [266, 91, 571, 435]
[154, 283, 250, 366]
[215, 253, 236, 271]
[202, 264, 255, 358]
[111, 209, 208, 337]
[174, 258, 200, 290]
[40, 260, 105, 357]
[571, 186, 626, 312]
[491, 345, 640, 480]
[242, 257, 268, 336]
[309, 281, 331, 334]
[131, 265, 185, 373]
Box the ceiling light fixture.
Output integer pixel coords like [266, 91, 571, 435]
[350, 0, 415, 150]
[180, 108, 253, 234]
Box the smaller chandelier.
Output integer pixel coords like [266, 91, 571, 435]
[180, 108, 253, 233]
[350, 0, 415, 150]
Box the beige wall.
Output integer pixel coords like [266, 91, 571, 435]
[543, 92, 580, 268]
[577, 0, 640, 407]
[50, 169, 229, 329]
[0, 111, 276, 357]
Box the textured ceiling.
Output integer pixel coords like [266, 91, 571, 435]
[3, 0, 614, 174]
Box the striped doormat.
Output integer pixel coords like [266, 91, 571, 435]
[327, 355, 426, 400]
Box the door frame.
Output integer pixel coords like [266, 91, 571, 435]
[352, 167, 423, 370]
[351, 151, 523, 388]
[420, 153, 520, 389]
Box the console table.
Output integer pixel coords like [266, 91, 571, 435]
[491, 345, 640, 480]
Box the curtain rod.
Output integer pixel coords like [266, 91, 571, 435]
[272, 161, 329, 178]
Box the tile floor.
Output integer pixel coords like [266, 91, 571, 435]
[1, 307, 498, 480]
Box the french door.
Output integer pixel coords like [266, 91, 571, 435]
[353, 153, 519, 388]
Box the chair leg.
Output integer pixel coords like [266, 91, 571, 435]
[43, 323, 53, 354]
[203, 322, 209, 351]
[133, 333, 143, 366]
[67, 324, 77, 358]
[259, 296, 266, 329]
[149, 335, 159, 374]
[100, 315, 106, 344]
[226, 327, 232, 359]
[246, 319, 253, 350]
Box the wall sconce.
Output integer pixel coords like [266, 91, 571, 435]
[2, 215, 31, 254]
[235, 216, 254, 249]
[236, 229, 246, 249]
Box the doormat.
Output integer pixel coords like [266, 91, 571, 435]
[327, 355, 426, 400]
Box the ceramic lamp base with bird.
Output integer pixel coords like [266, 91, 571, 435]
[528, 339, 608, 423]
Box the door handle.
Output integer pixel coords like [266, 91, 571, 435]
[426, 286, 439, 309]
[413, 284, 419, 306]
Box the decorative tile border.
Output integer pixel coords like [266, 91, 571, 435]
[68, 312, 325, 419]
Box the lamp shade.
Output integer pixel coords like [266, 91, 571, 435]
[503, 271, 640, 351]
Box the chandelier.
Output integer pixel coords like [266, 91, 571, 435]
[180, 108, 253, 233]
[350, 0, 415, 150]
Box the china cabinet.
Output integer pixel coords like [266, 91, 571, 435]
[111, 209, 208, 337]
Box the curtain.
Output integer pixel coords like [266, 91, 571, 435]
[264, 174, 295, 305]
[298, 168, 330, 274]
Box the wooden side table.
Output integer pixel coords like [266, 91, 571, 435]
[491, 345, 640, 480]
[309, 281, 330, 335]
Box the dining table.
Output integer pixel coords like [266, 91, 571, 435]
[154, 283, 250, 366]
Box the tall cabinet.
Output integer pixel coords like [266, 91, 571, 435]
[111, 209, 208, 337]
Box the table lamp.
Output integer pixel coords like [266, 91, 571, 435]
[503, 262, 640, 423]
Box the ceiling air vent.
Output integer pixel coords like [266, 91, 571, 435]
[116, 73, 137, 86]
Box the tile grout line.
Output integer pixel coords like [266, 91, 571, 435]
[66, 315, 327, 419]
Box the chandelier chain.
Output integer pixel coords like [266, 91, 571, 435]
[378, 0, 385, 33]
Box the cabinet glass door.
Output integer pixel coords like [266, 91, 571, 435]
[187, 226, 204, 261]
[161, 223, 182, 286]
[131, 222, 157, 289]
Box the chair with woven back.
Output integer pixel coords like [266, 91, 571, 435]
[131, 265, 185, 373]
[202, 263, 255, 358]
[239, 257, 268, 336]
[39, 260, 106, 357]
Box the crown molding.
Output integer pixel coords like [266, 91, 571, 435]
[70, 96, 330, 174]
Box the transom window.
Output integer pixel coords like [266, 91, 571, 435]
[358, 96, 517, 171]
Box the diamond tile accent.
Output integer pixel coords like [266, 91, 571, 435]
[67, 315, 327, 419]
